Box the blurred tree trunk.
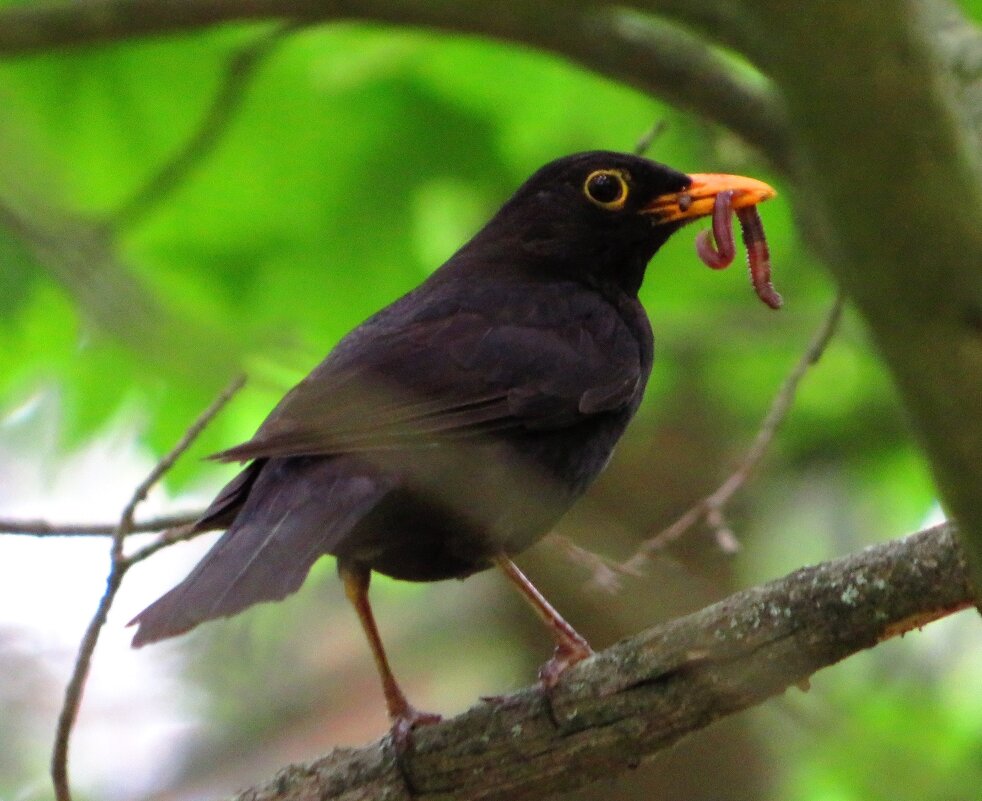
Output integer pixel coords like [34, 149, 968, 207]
[646, 0, 982, 587]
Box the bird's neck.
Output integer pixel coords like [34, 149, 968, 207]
[459, 230, 654, 299]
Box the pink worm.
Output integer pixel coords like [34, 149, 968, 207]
[694, 190, 782, 310]
[736, 205, 782, 310]
[695, 190, 736, 269]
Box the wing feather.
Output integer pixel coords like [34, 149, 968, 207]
[213, 283, 644, 462]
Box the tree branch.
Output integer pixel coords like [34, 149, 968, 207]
[0, 1, 791, 170]
[109, 22, 300, 231]
[0, 511, 200, 536]
[0, 0, 729, 58]
[231, 522, 976, 801]
[0, 196, 241, 381]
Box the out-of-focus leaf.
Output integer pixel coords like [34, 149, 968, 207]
[0, 12, 974, 801]
[785, 677, 982, 801]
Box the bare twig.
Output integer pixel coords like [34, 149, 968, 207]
[50, 537, 128, 801]
[125, 522, 204, 564]
[49, 375, 244, 801]
[111, 23, 300, 231]
[546, 534, 641, 594]
[633, 118, 669, 156]
[131, 376, 246, 527]
[622, 291, 845, 573]
[0, 511, 202, 537]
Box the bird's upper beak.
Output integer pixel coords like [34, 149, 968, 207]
[642, 173, 777, 222]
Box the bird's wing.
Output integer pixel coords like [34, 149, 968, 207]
[213, 287, 645, 462]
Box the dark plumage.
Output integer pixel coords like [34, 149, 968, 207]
[130, 151, 774, 732]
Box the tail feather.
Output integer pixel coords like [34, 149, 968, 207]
[191, 460, 264, 533]
[129, 457, 388, 646]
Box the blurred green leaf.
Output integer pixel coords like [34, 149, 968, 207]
[1, 16, 973, 801]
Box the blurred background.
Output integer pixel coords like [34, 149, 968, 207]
[1, 8, 980, 801]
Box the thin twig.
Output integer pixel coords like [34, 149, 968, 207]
[128, 375, 246, 534]
[125, 522, 204, 564]
[50, 554, 128, 801]
[633, 119, 669, 156]
[110, 23, 301, 231]
[622, 292, 846, 573]
[546, 534, 641, 594]
[49, 375, 244, 801]
[0, 511, 202, 537]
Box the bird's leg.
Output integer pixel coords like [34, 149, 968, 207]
[339, 562, 441, 742]
[495, 555, 593, 688]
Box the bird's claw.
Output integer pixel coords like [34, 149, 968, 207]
[538, 639, 593, 689]
[389, 705, 442, 754]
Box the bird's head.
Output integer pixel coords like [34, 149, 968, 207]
[465, 151, 775, 296]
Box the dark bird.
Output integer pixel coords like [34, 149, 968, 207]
[130, 151, 775, 735]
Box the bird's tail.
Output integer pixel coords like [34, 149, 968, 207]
[129, 457, 388, 646]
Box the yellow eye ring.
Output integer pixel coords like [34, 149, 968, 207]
[583, 169, 630, 210]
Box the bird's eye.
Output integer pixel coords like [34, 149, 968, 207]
[583, 170, 629, 210]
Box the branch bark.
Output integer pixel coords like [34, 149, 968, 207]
[230, 522, 976, 801]
[0, 1, 791, 170]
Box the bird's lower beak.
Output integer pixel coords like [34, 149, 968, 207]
[642, 173, 777, 223]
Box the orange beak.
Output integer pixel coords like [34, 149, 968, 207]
[642, 173, 777, 223]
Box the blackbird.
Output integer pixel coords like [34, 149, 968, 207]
[130, 151, 775, 734]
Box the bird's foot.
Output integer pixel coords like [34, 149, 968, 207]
[538, 638, 593, 689]
[389, 704, 442, 754]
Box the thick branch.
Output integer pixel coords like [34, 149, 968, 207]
[232, 522, 976, 801]
[0, 0, 712, 56]
[0, 0, 790, 169]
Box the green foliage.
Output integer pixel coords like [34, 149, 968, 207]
[1, 25, 702, 479]
[782, 641, 982, 801]
[0, 15, 969, 801]
[961, 0, 982, 21]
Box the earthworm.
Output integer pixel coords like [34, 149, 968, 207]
[736, 205, 783, 309]
[695, 190, 735, 269]
[694, 191, 782, 309]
